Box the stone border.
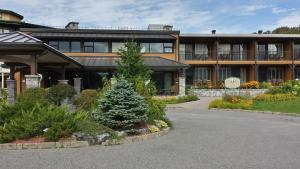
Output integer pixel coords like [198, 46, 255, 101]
[0, 141, 89, 150]
[210, 108, 300, 117]
[102, 127, 171, 146]
[0, 127, 171, 150]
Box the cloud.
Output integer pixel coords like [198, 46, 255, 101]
[0, 0, 213, 32]
[277, 11, 300, 27]
[239, 4, 270, 16]
[272, 7, 295, 14]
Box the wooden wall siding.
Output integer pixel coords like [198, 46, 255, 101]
[256, 61, 293, 65]
[171, 34, 180, 62]
[184, 61, 217, 65]
[283, 41, 293, 60]
[211, 65, 217, 86]
[64, 52, 177, 61]
[1, 13, 22, 22]
[247, 42, 256, 60]
[249, 65, 255, 81]
[285, 65, 292, 81]
[218, 61, 255, 65]
[211, 41, 218, 60]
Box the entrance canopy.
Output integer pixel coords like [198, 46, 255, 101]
[0, 31, 82, 73]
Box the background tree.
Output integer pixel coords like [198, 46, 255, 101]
[117, 41, 152, 83]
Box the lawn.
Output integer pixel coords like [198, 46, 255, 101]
[252, 97, 300, 114]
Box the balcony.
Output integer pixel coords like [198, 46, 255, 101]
[218, 51, 248, 61]
[256, 51, 288, 61]
[182, 52, 211, 61]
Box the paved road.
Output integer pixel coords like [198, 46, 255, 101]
[2, 98, 300, 169]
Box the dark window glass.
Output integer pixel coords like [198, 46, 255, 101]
[59, 41, 70, 52]
[150, 43, 163, 53]
[185, 44, 193, 60]
[84, 42, 94, 52]
[94, 42, 108, 52]
[163, 43, 173, 53]
[49, 41, 59, 50]
[141, 43, 150, 53]
[71, 41, 81, 52]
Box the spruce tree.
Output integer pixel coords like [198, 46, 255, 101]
[93, 79, 148, 131]
[117, 41, 152, 83]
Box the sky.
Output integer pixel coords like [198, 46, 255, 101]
[1, 0, 300, 33]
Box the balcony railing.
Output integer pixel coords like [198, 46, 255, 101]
[256, 51, 288, 60]
[181, 52, 212, 61]
[218, 51, 248, 61]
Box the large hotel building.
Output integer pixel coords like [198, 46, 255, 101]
[1, 9, 300, 95]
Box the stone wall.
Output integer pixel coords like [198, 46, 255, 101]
[191, 89, 267, 97]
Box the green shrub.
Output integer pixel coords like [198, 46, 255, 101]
[48, 84, 76, 105]
[146, 98, 166, 124]
[259, 81, 271, 89]
[76, 120, 117, 138]
[17, 88, 48, 106]
[254, 93, 296, 102]
[93, 79, 148, 131]
[0, 88, 7, 104]
[157, 95, 199, 104]
[0, 104, 87, 143]
[75, 89, 99, 111]
[209, 99, 252, 110]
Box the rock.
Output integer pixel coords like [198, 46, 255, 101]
[96, 133, 110, 144]
[136, 128, 148, 135]
[73, 132, 110, 145]
[116, 131, 126, 137]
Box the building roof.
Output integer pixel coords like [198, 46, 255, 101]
[0, 32, 82, 68]
[180, 33, 300, 39]
[70, 56, 188, 70]
[0, 31, 41, 43]
[0, 9, 23, 20]
[20, 28, 178, 40]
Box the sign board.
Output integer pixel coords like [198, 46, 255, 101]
[225, 77, 241, 89]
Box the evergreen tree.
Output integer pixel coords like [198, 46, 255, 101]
[93, 79, 148, 131]
[117, 41, 152, 83]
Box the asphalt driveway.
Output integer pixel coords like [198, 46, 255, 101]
[1, 98, 300, 169]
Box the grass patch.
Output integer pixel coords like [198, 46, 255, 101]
[252, 97, 300, 114]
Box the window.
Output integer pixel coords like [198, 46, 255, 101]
[179, 44, 185, 61]
[163, 43, 173, 53]
[71, 41, 81, 52]
[58, 41, 70, 52]
[112, 42, 125, 52]
[295, 68, 300, 79]
[267, 67, 284, 81]
[194, 67, 211, 82]
[94, 42, 108, 52]
[218, 67, 232, 81]
[268, 44, 283, 59]
[195, 44, 209, 60]
[49, 41, 59, 50]
[294, 44, 300, 60]
[140, 43, 150, 53]
[150, 43, 163, 53]
[84, 42, 94, 52]
[219, 44, 231, 60]
[185, 44, 193, 60]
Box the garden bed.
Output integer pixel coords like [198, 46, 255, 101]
[208, 80, 300, 115]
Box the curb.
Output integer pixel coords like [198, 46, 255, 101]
[102, 127, 171, 146]
[209, 108, 300, 117]
[0, 128, 171, 150]
[0, 141, 89, 150]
